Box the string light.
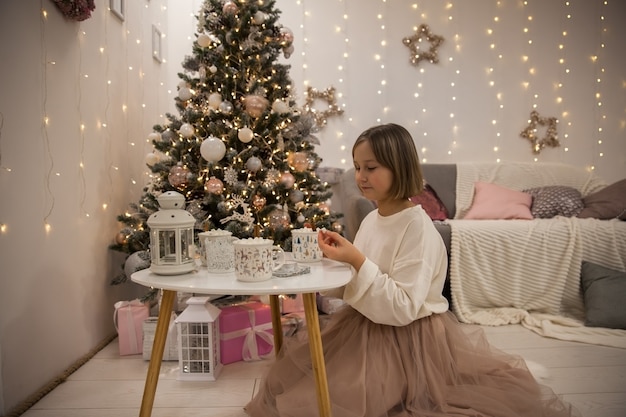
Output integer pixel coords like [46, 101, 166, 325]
[41, 1, 55, 229]
[590, 0, 608, 172]
[4, 0, 623, 238]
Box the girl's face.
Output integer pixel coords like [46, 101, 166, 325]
[353, 140, 394, 202]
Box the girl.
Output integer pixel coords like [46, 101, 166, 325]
[245, 123, 578, 417]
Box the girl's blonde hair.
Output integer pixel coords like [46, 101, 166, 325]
[352, 123, 424, 199]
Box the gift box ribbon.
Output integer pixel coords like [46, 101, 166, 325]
[220, 304, 274, 361]
[113, 299, 145, 354]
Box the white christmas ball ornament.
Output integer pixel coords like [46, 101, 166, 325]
[178, 87, 193, 101]
[200, 136, 226, 162]
[271, 99, 289, 114]
[219, 101, 233, 114]
[197, 33, 212, 48]
[179, 123, 195, 138]
[208, 92, 222, 110]
[148, 132, 161, 142]
[145, 152, 159, 166]
[209, 65, 217, 74]
[253, 11, 266, 24]
[238, 127, 254, 143]
[246, 156, 263, 172]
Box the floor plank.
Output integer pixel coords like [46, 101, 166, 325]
[18, 324, 626, 417]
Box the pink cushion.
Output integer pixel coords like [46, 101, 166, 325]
[464, 182, 533, 220]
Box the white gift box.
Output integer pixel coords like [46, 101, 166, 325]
[142, 313, 178, 361]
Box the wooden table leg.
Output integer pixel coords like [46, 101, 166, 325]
[138, 290, 175, 417]
[269, 294, 283, 355]
[302, 292, 332, 417]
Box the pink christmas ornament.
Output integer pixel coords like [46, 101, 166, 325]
[223, 1, 238, 15]
[280, 172, 295, 188]
[168, 165, 190, 188]
[244, 94, 269, 118]
[205, 176, 224, 194]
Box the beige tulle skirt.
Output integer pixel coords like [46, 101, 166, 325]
[245, 307, 580, 417]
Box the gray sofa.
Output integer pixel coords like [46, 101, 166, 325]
[332, 162, 626, 306]
[335, 164, 455, 251]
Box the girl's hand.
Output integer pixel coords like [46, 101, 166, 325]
[317, 229, 366, 271]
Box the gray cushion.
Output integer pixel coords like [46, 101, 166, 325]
[524, 185, 584, 218]
[581, 261, 626, 329]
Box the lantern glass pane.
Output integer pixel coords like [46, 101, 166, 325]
[158, 230, 178, 263]
[212, 325, 219, 363]
[180, 228, 193, 262]
[150, 229, 160, 263]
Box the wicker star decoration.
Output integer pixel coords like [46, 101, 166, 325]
[302, 86, 344, 129]
[520, 110, 560, 154]
[402, 24, 444, 66]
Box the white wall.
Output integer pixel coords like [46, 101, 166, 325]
[0, 0, 170, 413]
[269, 0, 626, 183]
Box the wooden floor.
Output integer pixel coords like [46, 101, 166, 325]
[20, 324, 626, 417]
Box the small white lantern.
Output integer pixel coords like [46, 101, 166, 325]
[175, 297, 222, 381]
[147, 191, 196, 275]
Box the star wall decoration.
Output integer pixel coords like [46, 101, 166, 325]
[302, 86, 344, 130]
[520, 110, 560, 154]
[402, 24, 444, 66]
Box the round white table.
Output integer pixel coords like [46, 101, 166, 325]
[132, 257, 352, 417]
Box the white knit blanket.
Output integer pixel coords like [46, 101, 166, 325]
[449, 218, 626, 348]
[454, 162, 607, 219]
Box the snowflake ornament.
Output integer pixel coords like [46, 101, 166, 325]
[223, 167, 239, 186]
[264, 169, 281, 188]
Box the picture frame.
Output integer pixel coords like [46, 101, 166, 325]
[110, 0, 125, 21]
[152, 25, 163, 63]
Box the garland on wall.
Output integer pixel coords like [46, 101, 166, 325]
[402, 24, 445, 66]
[51, 0, 95, 22]
[520, 110, 560, 154]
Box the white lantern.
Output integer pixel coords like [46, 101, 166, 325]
[175, 297, 222, 381]
[147, 191, 196, 275]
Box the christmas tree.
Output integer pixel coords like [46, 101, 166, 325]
[110, 0, 342, 291]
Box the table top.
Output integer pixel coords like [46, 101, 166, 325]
[131, 257, 352, 295]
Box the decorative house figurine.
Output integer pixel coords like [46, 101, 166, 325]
[147, 191, 195, 275]
[175, 297, 222, 381]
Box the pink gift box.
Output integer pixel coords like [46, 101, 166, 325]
[114, 299, 150, 356]
[219, 302, 274, 364]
